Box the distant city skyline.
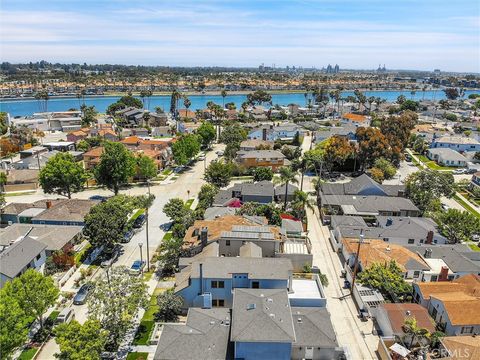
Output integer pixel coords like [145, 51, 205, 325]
[1, 0, 479, 72]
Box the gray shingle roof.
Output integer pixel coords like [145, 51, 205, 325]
[232, 288, 295, 343]
[0, 237, 46, 279]
[321, 194, 419, 214]
[32, 199, 98, 222]
[0, 224, 83, 251]
[154, 308, 230, 360]
[321, 174, 405, 197]
[291, 307, 338, 348]
[238, 150, 285, 159]
[406, 245, 480, 273]
[203, 207, 236, 220]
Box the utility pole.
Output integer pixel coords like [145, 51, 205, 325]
[139, 242, 144, 275]
[350, 230, 365, 292]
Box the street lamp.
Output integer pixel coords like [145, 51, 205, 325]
[145, 180, 150, 272]
[138, 242, 144, 274]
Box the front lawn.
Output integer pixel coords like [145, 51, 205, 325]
[132, 320, 155, 345]
[416, 155, 455, 171]
[184, 199, 194, 209]
[74, 243, 92, 266]
[162, 232, 173, 241]
[18, 348, 38, 360]
[126, 352, 149, 360]
[48, 310, 60, 322]
[468, 242, 480, 252]
[162, 168, 173, 176]
[454, 195, 480, 219]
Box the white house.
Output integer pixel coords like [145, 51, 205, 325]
[431, 136, 480, 152]
[426, 148, 468, 167]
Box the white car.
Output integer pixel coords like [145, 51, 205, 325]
[453, 169, 466, 174]
[216, 150, 224, 156]
[198, 155, 205, 161]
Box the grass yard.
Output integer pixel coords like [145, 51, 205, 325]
[126, 352, 149, 360]
[162, 168, 173, 176]
[48, 310, 60, 322]
[129, 208, 145, 223]
[74, 243, 92, 266]
[185, 199, 194, 209]
[132, 320, 155, 345]
[453, 195, 480, 219]
[468, 242, 480, 252]
[162, 232, 173, 241]
[18, 348, 38, 360]
[416, 155, 455, 171]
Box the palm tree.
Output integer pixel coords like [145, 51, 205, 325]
[274, 167, 298, 210]
[403, 317, 431, 349]
[292, 190, 315, 220]
[221, 89, 227, 108]
[183, 97, 192, 120]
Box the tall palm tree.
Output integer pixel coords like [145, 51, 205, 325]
[292, 190, 315, 220]
[221, 89, 227, 108]
[274, 167, 298, 210]
[403, 317, 431, 349]
[183, 97, 192, 120]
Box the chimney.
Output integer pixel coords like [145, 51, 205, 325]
[46, 200, 52, 209]
[424, 248, 432, 258]
[200, 227, 208, 247]
[199, 263, 203, 294]
[426, 231, 434, 245]
[386, 218, 393, 227]
[262, 128, 267, 141]
[438, 266, 449, 282]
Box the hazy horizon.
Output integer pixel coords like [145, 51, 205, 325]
[1, 0, 479, 73]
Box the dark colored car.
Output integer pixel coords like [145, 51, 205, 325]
[100, 247, 120, 267]
[121, 230, 134, 243]
[89, 195, 108, 202]
[133, 214, 146, 229]
[73, 284, 94, 305]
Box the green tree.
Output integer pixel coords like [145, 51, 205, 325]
[172, 134, 200, 165]
[8, 269, 59, 330]
[39, 152, 87, 199]
[403, 317, 431, 349]
[84, 196, 131, 251]
[106, 102, 126, 116]
[357, 261, 412, 301]
[136, 154, 157, 182]
[118, 95, 143, 109]
[80, 105, 98, 127]
[274, 166, 299, 209]
[373, 158, 396, 180]
[95, 142, 136, 195]
[88, 266, 148, 350]
[400, 100, 419, 112]
[435, 208, 480, 243]
[196, 122, 216, 149]
[253, 167, 274, 182]
[291, 190, 315, 220]
[0, 171, 7, 206]
[54, 320, 108, 360]
[220, 89, 228, 107]
[368, 167, 385, 183]
[405, 170, 455, 213]
[155, 290, 183, 322]
[219, 124, 247, 144]
[356, 127, 391, 169]
[0, 283, 29, 358]
[157, 236, 184, 274]
[204, 160, 233, 188]
[247, 90, 272, 106]
[163, 198, 188, 222]
[237, 202, 283, 226]
[323, 135, 355, 168]
[76, 140, 90, 152]
[0, 112, 8, 135]
[443, 88, 460, 100]
[197, 184, 219, 210]
[224, 142, 240, 160]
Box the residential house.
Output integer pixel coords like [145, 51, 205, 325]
[178, 122, 201, 134]
[431, 136, 480, 152]
[153, 308, 231, 360]
[178, 109, 196, 120]
[374, 303, 435, 341]
[438, 336, 480, 360]
[281, 219, 304, 237]
[116, 107, 145, 127]
[240, 139, 273, 151]
[275, 183, 299, 203]
[174, 257, 293, 308]
[147, 112, 168, 127]
[247, 124, 305, 142]
[342, 238, 431, 281]
[19, 146, 48, 159]
[314, 126, 357, 143]
[470, 171, 480, 190]
[151, 126, 171, 138]
[330, 215, 448, 247]
[426, 148, 467, 167]
[83, 146, 104, 170]
[1, 199, 63, 224]
[341, 113, 370, 128]
[1, 169, 39, 192]
[0, 236, 47, 287]
[320, 174, 406, 198]
[406, 245, 480, 281]
[44, 142, 75, 152]
[9, 111, 82, 132]
[236, 150, 290, 171]
[0, 224, 83, 256]
[30, 199, 98, 226]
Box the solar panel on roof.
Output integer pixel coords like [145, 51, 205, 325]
[232, 225, 271, 233]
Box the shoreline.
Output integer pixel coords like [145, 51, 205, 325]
[2, 87, 474, 103]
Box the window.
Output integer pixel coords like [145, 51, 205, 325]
[226, 240, 230, 246]
[461, 326, 474, 334]
[211, 281, 224, 289]
[212, 299, 225, 307]
[252, 281, 260, 289]
[413, 271, 420, 278]
[408, 239, 415, 244]
[383, 238, 389, 242]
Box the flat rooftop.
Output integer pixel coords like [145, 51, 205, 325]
[289, 278, 324, 300]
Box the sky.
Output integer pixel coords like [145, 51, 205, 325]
[1, 0, 479, 72]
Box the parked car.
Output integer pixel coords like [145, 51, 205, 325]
[73, 284, 94, 305]
[466, 168, 477, 174]
[89, 195, 108, 202]
[100, 247, 120, 267]
[453, 169, 466, 174]
[160, 221, 173, 231]
[129, 260, 146, 275]
[198, 154, 205, 161]
[133, 214, 146, 229]
[311, 266, 321, 274]
[121, 230, 134, 243]
[441, 203, 450, 211]
[216, 150, 224, 156]
[56, 307, 75, 324]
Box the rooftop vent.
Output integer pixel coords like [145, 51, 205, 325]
[386, 246, 391, 252]
[247, 303, 256, 310]
[406, 310, 411, 316]
[269, 313, 275, 318]
[297, 317, 302, 323]
[267, 298, 273, 303]
[210, 320, 215, 325]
